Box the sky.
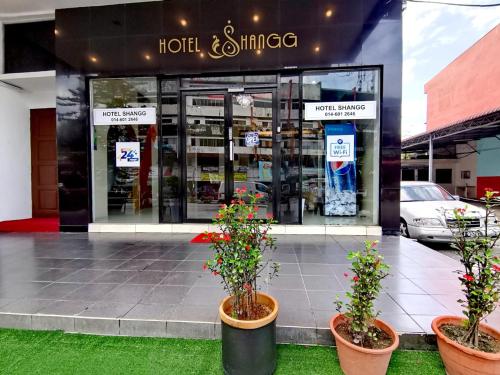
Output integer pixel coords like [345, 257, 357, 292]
[402, 0, 500, 139]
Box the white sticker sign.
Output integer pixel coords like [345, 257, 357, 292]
[245, 132, 260, 147]
[93, 107, 156, 125]
[304, 101, 376, 121]
[116, 142, 140, 167]
[326, 135, 355, 162]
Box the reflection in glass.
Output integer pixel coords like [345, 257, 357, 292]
[280, 76, 300, 223]
[160, 79, 181, 222]
[231, 92, 274, 219]
[185, 94, 225, 220]
[91, 78, 159, 223]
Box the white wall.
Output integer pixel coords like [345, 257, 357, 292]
[0, 85, 32, 221]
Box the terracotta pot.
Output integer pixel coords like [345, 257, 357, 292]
[329, 313, 399, 375]
[219, 292, 279, 375]
[432, 316, 500, 375]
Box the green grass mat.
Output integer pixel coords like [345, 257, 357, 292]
[0, 328, 445, 374]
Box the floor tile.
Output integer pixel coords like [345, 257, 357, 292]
[142, 286, 191, 305]
[103, 284, 155, 304]
[79, 301, 136, 318]
[38, 300, 92, 315]
[162, 272, 203, 286]
[63, 283, 118, 301]
[93, 270, 137, 284]
[34, 283, 83, 299]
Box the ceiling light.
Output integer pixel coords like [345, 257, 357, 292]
[253, 14, 260, 23]
[180, 18, 188, 27]
[90, 56, 98, 63]
[325, 9, 333, 18]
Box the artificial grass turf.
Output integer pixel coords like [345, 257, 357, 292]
[0, 328, 445, 374]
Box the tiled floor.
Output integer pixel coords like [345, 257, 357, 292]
[0, 232, 498, 340]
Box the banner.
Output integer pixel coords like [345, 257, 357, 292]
[325, 124, 356, 216]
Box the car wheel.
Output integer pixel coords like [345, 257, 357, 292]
[400, 219, 410, 238]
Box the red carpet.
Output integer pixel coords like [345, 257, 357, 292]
[190, 232, 230, 244]
[0, 218, 59, 232]
[190, 233, 213, 243]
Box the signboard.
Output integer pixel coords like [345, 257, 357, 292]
[245, 131, 260, 147]
[304, 101, 376, 121]
[326, 135, 355, 162]
[116, 142, 140, 167]
[93, 108, 156, 125]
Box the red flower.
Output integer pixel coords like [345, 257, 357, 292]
[219, 204, 227, 209]
[217, 258, 223, 265]
[245, 244, 251, 251]
[352, 276, 359, 283]
[213, 271, 219, 276]
[255, 193, 263, 199]
[263, 236, 267, 240]
[202, 263, 208, 271]
[492, 265, 500, 272]
[247, 213, 254, 219]
[343, 272, 349, 278]
[464, 274, 474, 282]
[485, 187, 493, 192]
[241, 186, 247, 192]
[253, 206, 259, 212]
[266, 213, 273, 219]
[235, 188, 241, 194]
[370, 240, 379, 249]
[231, 199, 236, 204]
[215, 213, 223, 219]
[243, 283, 252, 292]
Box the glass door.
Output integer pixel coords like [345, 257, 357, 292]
[184, 92, 226, 221]
[229, 91, 276, 219]
[182, 89, 277, 222]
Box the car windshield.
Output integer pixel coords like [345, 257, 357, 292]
[401, 185, 455, 202]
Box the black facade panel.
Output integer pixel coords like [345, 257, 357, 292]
[55, 0, 402, 232]
[4, 21, 55, 73]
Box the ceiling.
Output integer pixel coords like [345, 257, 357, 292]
[0, 0, 158, 18]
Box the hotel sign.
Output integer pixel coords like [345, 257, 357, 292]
[305, 101, 377, 121]
[93, 108, 157, 125]
[159, 20, 298, 59]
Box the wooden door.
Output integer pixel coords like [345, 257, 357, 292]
[31, 108, 58, 217]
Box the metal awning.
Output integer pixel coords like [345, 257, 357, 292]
[402, 108, 500, 153]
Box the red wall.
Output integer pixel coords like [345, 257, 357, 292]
[425, 25, 500, 131]
[477, 176, 500, 199]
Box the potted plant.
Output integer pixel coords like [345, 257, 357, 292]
[432, 188, 500, 375]
[331, 240, 399, 375]
[203, 186, 279, 375]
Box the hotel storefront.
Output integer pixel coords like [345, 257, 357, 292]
[55, 0, 402, 234]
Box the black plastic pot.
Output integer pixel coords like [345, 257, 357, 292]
[219, 292, 279, 375]
[221, 319, 277, 375]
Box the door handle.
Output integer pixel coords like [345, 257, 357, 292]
[229, 140, 234, 161]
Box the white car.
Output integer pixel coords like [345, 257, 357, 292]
[400, 181, 499, 243]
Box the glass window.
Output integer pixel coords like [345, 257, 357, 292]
[160, 79, 181, 222]
[301, 69, 380, 225]
[90, 77, 159, 223]
[280, 76, 300, 223]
